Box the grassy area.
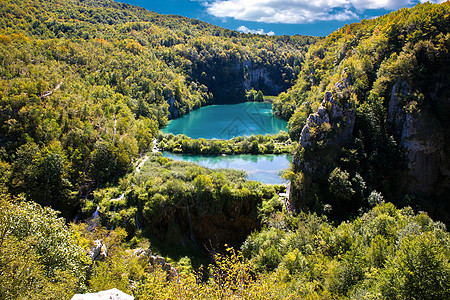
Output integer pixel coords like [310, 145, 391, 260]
[263, 95, 278, 102]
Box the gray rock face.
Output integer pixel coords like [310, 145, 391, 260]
[299, 89, 355, 150]
[293, 70, 356, 207]
[167, 96, 179, 119]
[71, 288, 133, 300]
[243, 66, 282, 95]
[387, 80, 450, 195]
[400, 113, 444, 194]
[299, 94, 330, 148]
[387, 80, 410, 137]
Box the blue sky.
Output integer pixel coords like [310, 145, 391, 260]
[120, 0, 447, 36]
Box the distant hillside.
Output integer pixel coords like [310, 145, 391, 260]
[277, 2, 450, 222]
[0, 0, 316, 216]
[0, 0, 317, 105]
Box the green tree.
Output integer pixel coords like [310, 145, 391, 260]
[378, 232, 450, 300]
[90, 139, 131, 186]
[328, 167, 355, 201]
[10, 142, 76, 216]
[287, 109, 308, 141]
[255, 90, 264, 102]
[0, 195, 88, 299]
[250, 140, 259, 154]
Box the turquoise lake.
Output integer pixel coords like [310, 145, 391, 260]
[163, 152, 292, 185]
[162, 102, 287, 139]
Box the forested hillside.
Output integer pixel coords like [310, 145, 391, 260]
[276, 2, 450, 222]
[0, 0, 315, 216]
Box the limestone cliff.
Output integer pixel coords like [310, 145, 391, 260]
[166, 60, 287, 119]
[243, 60, 284, 95]
[387, 80, 450, 197]
[167, 96, 178, 119]
[292, 70, 356, 210]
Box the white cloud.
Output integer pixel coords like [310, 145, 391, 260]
[419, 0, 448, 3]
[237, 25, 275, 35]
[350, 0, 414, 10]
[203, 0, 435, 24]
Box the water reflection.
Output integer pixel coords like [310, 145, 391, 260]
[162, 102, 287, 139]
[163, 152, 292, 185]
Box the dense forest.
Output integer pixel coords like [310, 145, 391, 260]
[0, 0, 450, 299]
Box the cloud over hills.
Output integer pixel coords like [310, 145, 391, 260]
[237, 25, 275, 35]
[202, 0, 447, 24]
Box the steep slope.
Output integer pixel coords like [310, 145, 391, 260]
[279, 2, 450, 221]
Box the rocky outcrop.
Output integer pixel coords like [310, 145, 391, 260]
[127, 248, 178, 280]
[292, 70, 450, 219]
[387, 80, 450, 195]
[88, 239, 107, 262]
[299, 92, 355, 149]
[71, 288, 133, 300]
[299, 69, 355, 150]
[167, 96, 179, 119]
[292, 69, 356, 209]
[84, 246, 177, 297]
[387, 80, 410, 137]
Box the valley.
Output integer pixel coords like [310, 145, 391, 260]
[0, 0, 449, 299]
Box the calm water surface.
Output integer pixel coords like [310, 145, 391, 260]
[162, 102, 287, 139]
[163, 152, 292, 185]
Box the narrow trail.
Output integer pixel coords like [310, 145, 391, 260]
[40, 81, 63, 98]
[135, 155, 149, 173]
[279, 182, 294, 215]
[134, 139, 157, 173]
[152, 139, 159, 153]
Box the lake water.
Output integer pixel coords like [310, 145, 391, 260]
[163, 152, 292, 185]
[162, 102, 287, 139]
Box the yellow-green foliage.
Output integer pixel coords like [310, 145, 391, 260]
[91, 154, 281, 241]
[73, 202, 450, 300]
[280, 1, 450, 220]
[158, 131, 295, 155]
[3, 191, 450, 299]
[135, 247, 298, 299]
[274, 1, 450, 124]
[0, 194, 89, 299]
[1, 1, 449, 299]
[241, 202, 450, 299]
